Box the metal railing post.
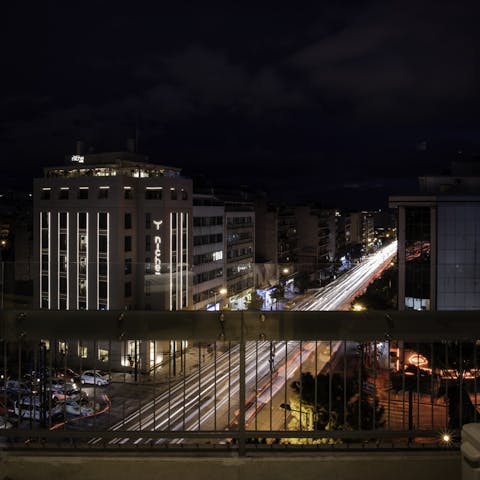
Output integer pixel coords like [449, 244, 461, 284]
[238, 311, 246, 455]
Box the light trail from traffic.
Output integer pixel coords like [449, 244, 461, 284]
[93, 241, 397, 445]
[294, 241, 397, 311]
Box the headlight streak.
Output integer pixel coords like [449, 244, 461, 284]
[90, 242, 396, 446]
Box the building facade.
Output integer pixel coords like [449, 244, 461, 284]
[390, 160, 480, 311]
[33, 151, 195, 373]
[33, 151, 193, 312]
[225, 201, 255, 310]
[192, 194, 226, 310]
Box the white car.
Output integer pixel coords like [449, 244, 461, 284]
[60, 399, 94, 417]
[80, 370, 109, 386]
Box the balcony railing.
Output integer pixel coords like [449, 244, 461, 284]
[1, 309, 479, 455]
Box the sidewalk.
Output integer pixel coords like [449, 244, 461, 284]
[109, 343, 221, 386]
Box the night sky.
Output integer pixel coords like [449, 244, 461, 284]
[3, 1, 480, 207]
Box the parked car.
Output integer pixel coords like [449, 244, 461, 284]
[44, 377, 64, 391]
[59, 399, 94, 417]
[80, 370, 109, 386]
[48, 368, 80, 383]
[5, 379, 33, 396]
[14, 395, 62, 421]
[46, 377, 77, 391]
[50, 384, 86, 403]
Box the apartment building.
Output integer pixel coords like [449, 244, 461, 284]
[192, 194, 226, 310]
[224, 201, 255, 310]
[294, 205, 336, 280]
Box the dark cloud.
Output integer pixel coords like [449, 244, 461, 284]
[2, 1, 480, 205]
[289, 1, 480, 121]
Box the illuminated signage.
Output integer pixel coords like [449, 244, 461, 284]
[71, 155, 85, 163]
[153, 220, 163, 275]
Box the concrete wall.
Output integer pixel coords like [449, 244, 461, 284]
[0, 451, 460, 480]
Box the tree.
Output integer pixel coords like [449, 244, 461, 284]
[290, 371, 384, 432]
[295, 272, 318, 293]
[351, 266, 397, 310]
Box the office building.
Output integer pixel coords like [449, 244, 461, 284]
[33, 150, 194, 372]
[33, 151, 193, 312]
[390, 159, 480, 311]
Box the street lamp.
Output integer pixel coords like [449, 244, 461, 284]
[211, 288, 227, 311]
[352, 303, 366, 312]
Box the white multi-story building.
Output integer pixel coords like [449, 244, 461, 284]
[33, 151, 193, 373]
[33, 151, 193, 312]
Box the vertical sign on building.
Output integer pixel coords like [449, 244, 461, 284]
[153, 220, 163, 275]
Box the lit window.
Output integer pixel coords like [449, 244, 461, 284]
[58, 341, 68, 355]
[78, 343, 88, 359]
[98, 348, 109, 362]
[78, 278, 87, 296]
[79, 235, 87, 253]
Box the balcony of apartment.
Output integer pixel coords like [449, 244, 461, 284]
[0, 309, 472, 479]
[1, 241, 475, 479]
[227, 251, 254, 264]
[227, 236, 253, 247]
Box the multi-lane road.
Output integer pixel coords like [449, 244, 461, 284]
[293, 241, 397, 311]
[93, 241, 397, 444]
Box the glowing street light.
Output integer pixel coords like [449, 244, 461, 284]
[439, 431, 453, 446]
[211, 288, 228, 310]
[280, 403, 314, 430]
[352, 303, 366, 312]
